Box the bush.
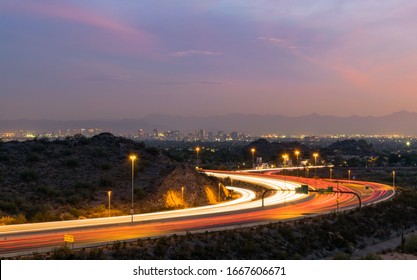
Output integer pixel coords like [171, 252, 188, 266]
[52, 246, 75, 260]
[64, 157, 79, 168]
[0, 153, 10, 162]
[99, 176, 114, 188]
[27, 153, 40, 163]
[361, 253, 382, 260]
[404, 234, 417, 255]
[21, 169, 39, 182]
[332, 252, 351, 260]
[101, 163, 112, 171]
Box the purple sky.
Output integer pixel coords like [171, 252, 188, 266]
[1, 0, 417, 120]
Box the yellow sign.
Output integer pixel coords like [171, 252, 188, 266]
[64, 234, 75, 243]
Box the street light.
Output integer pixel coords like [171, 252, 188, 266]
[107, 190, 112, 217]
[218, 183, 221, 202]
[181, 186, 185, 200]
[295, 150, 300, 176]
[251, 148, 256, 168]
[392, 171, 396, 189]
[282, 154, 289, 167]
[195, 147, 200, 168]
[129, 154, 137, 223]
[313, 153, 319, 178]
[348, 169, 351, 181]
[282, 154, 288, 187]
[330, 168, 333, 180]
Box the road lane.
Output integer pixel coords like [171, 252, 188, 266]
[0, 172, 395, 257]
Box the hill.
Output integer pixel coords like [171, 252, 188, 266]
[0, 133, 221, 223]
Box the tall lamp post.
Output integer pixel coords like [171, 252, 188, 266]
[251, 148, 256, 168]
[107, 190, 112, 217]
[181, 186, 185, 200]
[313, 153, 319, 178]
[295, 150, 300, 177]
[195, 147, 200, 168]
[129, 155, 137, 223]
[348, 169, 351, 181]
[392, 171, 396, 190]
[282, 154, 288, 187]
[330, 168, 333, 180]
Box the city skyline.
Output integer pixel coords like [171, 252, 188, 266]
[2, 1, 417, 120]
[1, 109, 417, 136]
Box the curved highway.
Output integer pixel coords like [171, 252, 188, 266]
[0, 171, 395, 257]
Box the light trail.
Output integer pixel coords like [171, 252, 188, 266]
[0, 171, 395, 257]
[0, 186, 255, 235]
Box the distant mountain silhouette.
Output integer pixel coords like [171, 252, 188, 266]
[1, 110, 417, 135]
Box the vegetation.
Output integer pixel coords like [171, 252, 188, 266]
[2, 135, 417, 259]
[0, 133, 225, 223]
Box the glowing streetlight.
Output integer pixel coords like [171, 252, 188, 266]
[392, 171, 396, 189]
[107, 190, 112, 217]
[195, 147, 201, 168]
[348, 169, 351, 181]
[295, 150, 300, 176]
[330, 168, 333, 180]
[250, 148, 256, 168]
[129, 154, 137, 223]
[282, 154, 288, 186]
[218, 183, 221, 202]
[282, 154, 289, 167]
[313, 153, 319, 178]
[181, 186, 185, 200]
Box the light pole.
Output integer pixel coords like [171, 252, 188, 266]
[195, 147, 200, 168]
[282, 154, 288, 168]
[282, 154, 288, 186]
[392, 171, 396, 190]
[330, 168, 333, 180]
[181, 186, 185, 200]
[348, 169, 351, 181]
[295, 150, 300, 177]
[129, 155, 137, 223]
[107, 190, 112, 217]
[251, 148, 256, 168]
[313, 153, 319, 178]
[218, 183, 221, 202]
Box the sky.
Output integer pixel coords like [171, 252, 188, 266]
[1, 0, 417, 120]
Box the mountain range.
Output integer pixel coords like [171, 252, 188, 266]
[1, 110, 417, 135]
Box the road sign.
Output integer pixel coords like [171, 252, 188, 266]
[64, 234, 74, 243]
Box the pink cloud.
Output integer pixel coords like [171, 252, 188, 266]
[171, 50, 222, 57]
[4, 1, 157, 56]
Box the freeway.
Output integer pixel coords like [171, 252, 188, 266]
[0, 172, 395, 257]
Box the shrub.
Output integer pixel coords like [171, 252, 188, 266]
[21, 169, 39, 182]
[64, 157, 79, 168]
[101, 163, 112, 171]
[404, 234, 417, 255]
[27, 153, 40, 163]
[32, 143, 46, 152]
[52, 246, 75, 260]
[0, 153, 10, 162]
[332, 252, 351, 260]
[100, 176, 114, 188]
